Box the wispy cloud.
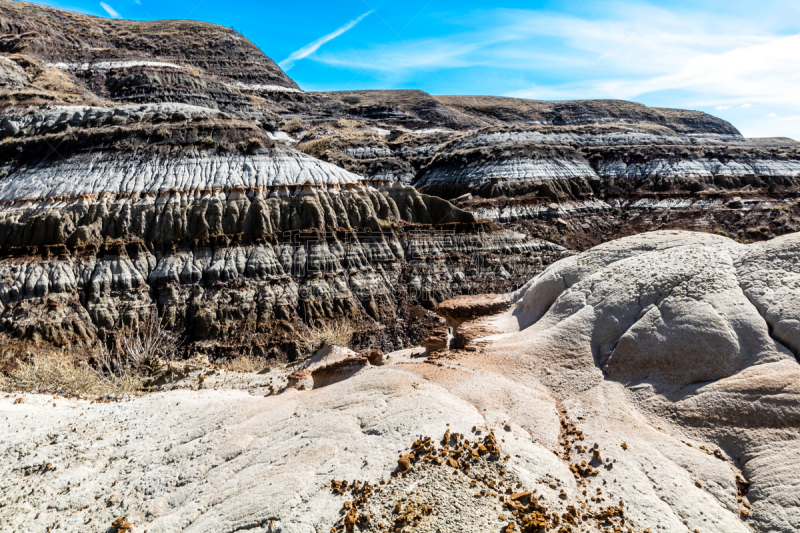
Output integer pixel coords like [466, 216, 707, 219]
[286, 2, 799, 138]
[279, 11, 372, 71]
[99, 2, 121, 18]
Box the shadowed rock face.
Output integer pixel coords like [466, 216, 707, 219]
[0, 142, 561, 354]
[0, 98, 562, 355]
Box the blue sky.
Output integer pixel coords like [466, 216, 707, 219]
[28, 0, 800, 139]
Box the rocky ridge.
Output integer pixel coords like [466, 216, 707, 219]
[0, 0, 298, 114]
[287, 93, 800, 249]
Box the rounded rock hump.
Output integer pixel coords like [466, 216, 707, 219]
[507, 230, 799, 388]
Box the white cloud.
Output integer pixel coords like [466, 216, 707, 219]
[99, 2, 121, 18]
[279, 11, 372, 71]
[309, 3, 800, 138]
[768, 113, 777, 117]
[500, 15, 800, 137]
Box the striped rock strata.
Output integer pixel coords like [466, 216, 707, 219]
[0, 145, 560, 356]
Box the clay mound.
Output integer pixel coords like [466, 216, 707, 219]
[494, 230, 799, 388]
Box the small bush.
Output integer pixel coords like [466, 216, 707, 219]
[281, 118, 304, 134]
[98, 312, 179, 388]
[241, 137, 265, 154]
[0, 312, 178, 396]
[220, 355, 268, 373]
[304, 321, 356, 354]
[155, 126, 171, 140]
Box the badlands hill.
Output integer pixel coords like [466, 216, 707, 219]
[1, 2, 799, 533]
[0, 0, 298, 110]
[2, 0, 799, 360]
[0, 0, 564, 359]
[2, 230, 799, 533]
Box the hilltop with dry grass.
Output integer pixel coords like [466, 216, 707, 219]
[0, 0, 297, 110]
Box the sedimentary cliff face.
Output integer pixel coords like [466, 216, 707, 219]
[0, 2, 574, 356]
[0, 102, 558, 357]
[0, 136, 557, 354]
[289, 94, 800, 249]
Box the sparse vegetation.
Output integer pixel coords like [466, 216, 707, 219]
[0, 312, 179, 397]
[0, 351, 102, 395]
[304, 320, 356, 354]
[281, 118, 304, 134]
[219, 355, 269, 373]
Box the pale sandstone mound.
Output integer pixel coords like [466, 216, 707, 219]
[447, 230, 800, 532]
[0, 368, 563, 533]
[503, 230, 798, 388]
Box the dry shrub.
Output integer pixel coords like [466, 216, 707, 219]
[1, 351, 112, 396]
[281, 118, 304, 134]
[97, 312, 179, 389]
[335, 118, 364, 130]
[220, 355, 269, 373]
[0, 372, 8, 391]
[298, 137, 332, 159]
[304, 321, 356, 354]
[111, 312, 178, 368]
[0, 312, 179, 396]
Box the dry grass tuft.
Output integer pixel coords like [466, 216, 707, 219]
[0, 351, 134, 396]
[281, 118, 304, 134]
[297, 137, 333, 159]
[0, 311, 179, 396]
[304, 321, 356, 354]
[219, 355, 269, 373]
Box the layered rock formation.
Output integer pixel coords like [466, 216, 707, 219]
[0, 0, 298, 114]
[289, 93, 800, 248]
[2, 2, 799, 531]
[0, 117, 556, 353]
[2, 230, 798, 533]
[6, 0, 797, 254]
[0, 2, 572, 356]
[2, 0, 798, 355]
